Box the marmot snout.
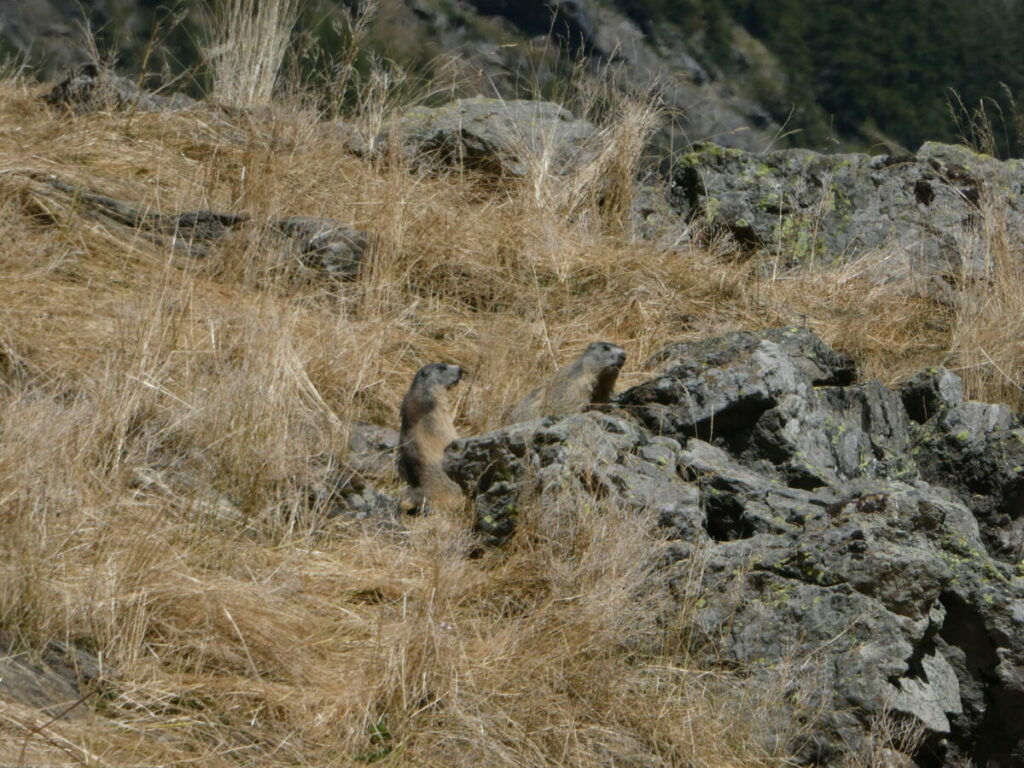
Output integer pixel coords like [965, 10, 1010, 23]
[506, 341, 626, 424]
[398, 363, 464, 513]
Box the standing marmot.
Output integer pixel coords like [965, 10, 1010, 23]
[506, 341, 626, 424]
[397, 363, 464, 513]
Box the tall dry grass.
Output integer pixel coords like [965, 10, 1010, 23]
[204, 0, 301, 108]
[0, 36, 1020, 763]
[946, 194, 1024, 407]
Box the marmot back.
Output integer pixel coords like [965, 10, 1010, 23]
[398, 363, 464, 513]
[506, 341, 626, 424]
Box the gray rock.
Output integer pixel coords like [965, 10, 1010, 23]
[32, 176, 369, 276]
[742, 380, 918, 489]
[678, 438, 825, 539]
[936, 563, 1024, 766]
[444, 412, 702, 546]
[274, 217, 369, 280]
[371, 97, 598, 176]
[900, 367, 965, 424]
[346, 422, 401, 478]
[669, 141, 1024, 275]
[912, 397, 1024, 564]
[629, 183, 689, 242]
[616, 327, 854, 445]
[682, 480, 1014, 766]
[43, 63, 196, 113]
[310, 467, 401, 528]
[444, 326, 1024, 766]
[0, 637, 105, 720]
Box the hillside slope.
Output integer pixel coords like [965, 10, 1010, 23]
[1, 49, 1023, 766]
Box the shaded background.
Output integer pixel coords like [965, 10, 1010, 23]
[3, 0, 1023, 155]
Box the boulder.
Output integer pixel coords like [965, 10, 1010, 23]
[43, 63, 196, 113]
[670, 141, 1024, 275]
[275, 217, 369, 280]
[617, 327, 885, 489]
[373, 98, 598, 176]
[683, 477, 1001, 761]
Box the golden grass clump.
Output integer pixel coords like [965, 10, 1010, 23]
[0, 47, 1020, 765]
[204, 0, 301, 108]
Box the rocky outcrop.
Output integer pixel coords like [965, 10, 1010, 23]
[901, 368, 1024, 564]
[670, 142, 1024, 276]
[18, 174, 368, 278]
[43, 64, 196, 113]
[443, 327, 1024, 767]
[364, 98, 598, 177]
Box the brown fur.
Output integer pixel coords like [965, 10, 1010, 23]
[398, 363, 463, 513]
[507, 342, 626, 424]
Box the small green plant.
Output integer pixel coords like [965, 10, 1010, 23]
[357, 716, 393, 762]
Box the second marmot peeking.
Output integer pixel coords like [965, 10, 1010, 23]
[506, 341, 626, 424]
[397, 363, 464, 513]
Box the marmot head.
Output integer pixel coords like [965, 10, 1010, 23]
[402, 363, 464, 421]
[412, 362, 463, 392]
[580, 341, 626, 374]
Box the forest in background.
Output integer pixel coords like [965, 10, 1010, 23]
[620, 0, 1024, 153]
[6, 0, 1024, 154]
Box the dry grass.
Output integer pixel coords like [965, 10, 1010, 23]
[204, 0, 301, 108]
[947, 194, 1024, 407]
[0, 53, 1020, 766]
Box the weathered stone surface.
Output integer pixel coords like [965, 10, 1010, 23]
[444, 327, 1024, 766]
[670, 141, 1024, 274]
[905, 370, 1024, 564]
[0, 638, 104, 719]
[900, 366, 965, 424]
[678, 438, 823, 539]
[310, 468, 401, 527]
[645, 326, 857, 386]
[27, 175, 369, 277]
[43, 63, 195, 113]
[346, 422, 401, 479]
[743, 380, 918, 489]
[372, 98, 598, 176]
[444, 412, 701, 546]
[628, 183, 689, 242]
[275, 217, 369, 280]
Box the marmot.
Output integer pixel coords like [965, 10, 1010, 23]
[506, 341, 626, 424]
[397, 363, 464, 513]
